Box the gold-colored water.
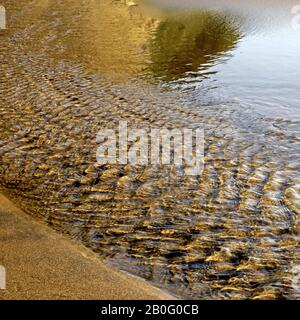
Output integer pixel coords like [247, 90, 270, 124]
[0, 0, 299, 299]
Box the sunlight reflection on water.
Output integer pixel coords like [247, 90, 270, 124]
[143, 0, 300, 122]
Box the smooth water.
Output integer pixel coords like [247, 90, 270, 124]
[144, 0, 300, 123]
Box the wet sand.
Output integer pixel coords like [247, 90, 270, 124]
[0, 194, 174, 300]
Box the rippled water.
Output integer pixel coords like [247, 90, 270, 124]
[0, 0, 299, 299]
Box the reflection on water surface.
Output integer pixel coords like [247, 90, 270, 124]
[144, 0, 300, 122]
[147, 11, 241, 82]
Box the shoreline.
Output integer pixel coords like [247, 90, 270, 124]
[0, 194, 175, 300]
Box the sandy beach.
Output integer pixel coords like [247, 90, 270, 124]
[0, 194, 174, 300]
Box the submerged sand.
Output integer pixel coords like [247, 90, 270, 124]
[0, 195, 174, 300]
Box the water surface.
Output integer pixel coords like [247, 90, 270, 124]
[143, 0, 300, 123]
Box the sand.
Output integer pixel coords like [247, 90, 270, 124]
[0, 0, 175, 300]
[0, 194, 174, 300]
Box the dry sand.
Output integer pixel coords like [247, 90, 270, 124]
[0, 194, 174, 300]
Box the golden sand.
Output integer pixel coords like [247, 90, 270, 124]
[0, 194, 174, 300]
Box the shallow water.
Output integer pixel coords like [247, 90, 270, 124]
[0, 0, 299, 299]
[143, 0, 300, 123]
